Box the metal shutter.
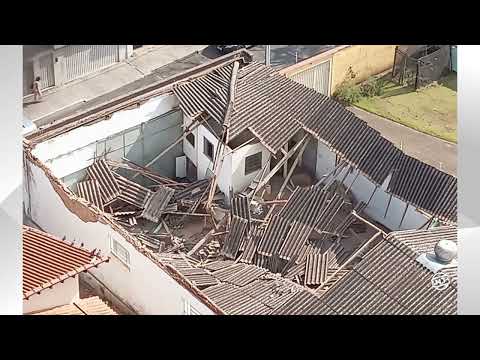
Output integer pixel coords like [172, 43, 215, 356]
[289, 60, 331, 96]
[63, 45, 120, 83]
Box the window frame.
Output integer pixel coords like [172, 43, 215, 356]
[183, 299, 201, 315]
[203, 137, 214, 161]
[186, 133, 195, 147]
[244, 152, 263, 175]
[110, 237, 131, 268]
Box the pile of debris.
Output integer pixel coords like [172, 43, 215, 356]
[212, 182, 375, 292]
[75, 158, 224, 253]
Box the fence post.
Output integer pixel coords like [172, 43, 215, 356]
[392, 46, 398, 78]
[415, 61, 419, 90]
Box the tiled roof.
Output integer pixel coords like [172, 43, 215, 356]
[387, 154, 457, 223]
[33, 296, 117, 315]
[173, 59, 456, 222]
[164, 225, 457, 315]
[173, 61, 401, 186]
[386, 225, 457, 257]
[318, 226, 457, 315]
[23, 226, 109, 299]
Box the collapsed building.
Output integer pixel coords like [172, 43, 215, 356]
[23, 50, 457, 315]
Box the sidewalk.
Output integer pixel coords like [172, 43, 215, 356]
[23, 45, 207, 124]
[348, 106, 457, 176]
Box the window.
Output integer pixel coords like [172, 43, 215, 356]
[245, 152, 262, 175]
[183, 299, 201, 315]
[203, 137, 214, 161]
[186, 133, 195, 147]
[111, 238, 130, 267]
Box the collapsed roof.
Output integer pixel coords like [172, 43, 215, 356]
[159, 225, 457, 315]
[173, 57, 456, 223]
[25, 50, 456, 223]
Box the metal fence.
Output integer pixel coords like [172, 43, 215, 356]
[392, 45, 452, 89]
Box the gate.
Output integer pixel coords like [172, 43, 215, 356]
[288, 60, 331, 96]
[62, 45, 120, 83]
[38, 53, 55, 90]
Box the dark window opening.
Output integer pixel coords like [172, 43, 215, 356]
[186, 133, 195, 147]
[204, 137, 214, 161]
[245, 152, 262, 175]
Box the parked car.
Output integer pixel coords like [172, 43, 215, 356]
[216, 45, 255, 55]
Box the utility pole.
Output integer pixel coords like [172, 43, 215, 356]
[265, 45, 271, 66]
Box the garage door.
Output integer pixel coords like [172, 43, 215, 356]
[289, 60, 331, 96]
[63, 45, 120, 83]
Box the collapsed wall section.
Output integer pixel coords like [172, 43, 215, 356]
[23, 148, 220, 315]
[310, 140, 428, 231]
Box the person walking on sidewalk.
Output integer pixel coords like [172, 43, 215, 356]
[32, 76, 42, 102]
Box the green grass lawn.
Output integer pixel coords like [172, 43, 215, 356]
[354, 73, 457, 143]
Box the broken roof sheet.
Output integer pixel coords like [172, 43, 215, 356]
[87, 159, 121, 203]
[77, 180, 104, 211]
[23, 226, 108, 299]
[114, 173, 153, 209]
[221, 215, 249, 259]
[231, 194, 251, 225]
[140, 186, 175, 222]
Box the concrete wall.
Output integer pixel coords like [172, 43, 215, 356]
[24, 156, 215, 315]
[280, 45, 397, 95]
[23, 276, 79, 314]
[331, 45, 396, 92]
[33, 94, 180, 180]
[313, 140, 427, 231]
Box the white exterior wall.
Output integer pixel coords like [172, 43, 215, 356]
[32, 94, 179, 179]
[314, 141, 427, 231]
[24, 158, 215, 315]
[183, 122, 233, 200]
[23, 276, 79, 314]
[182, 113, 272, 201]
[231, 141, 271, 193]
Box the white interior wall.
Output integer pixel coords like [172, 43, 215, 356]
[24, 158, 215, 315]
[32, 94, 179, 178]
[194, 124, 233, 199]
[23, 276, 79, 314]
[182, 114, 198, 166]
[314, 141, 427, 231]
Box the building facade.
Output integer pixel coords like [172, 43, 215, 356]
[23, 45, 134, 97]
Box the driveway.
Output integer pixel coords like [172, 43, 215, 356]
[348, 106, 457, 176]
